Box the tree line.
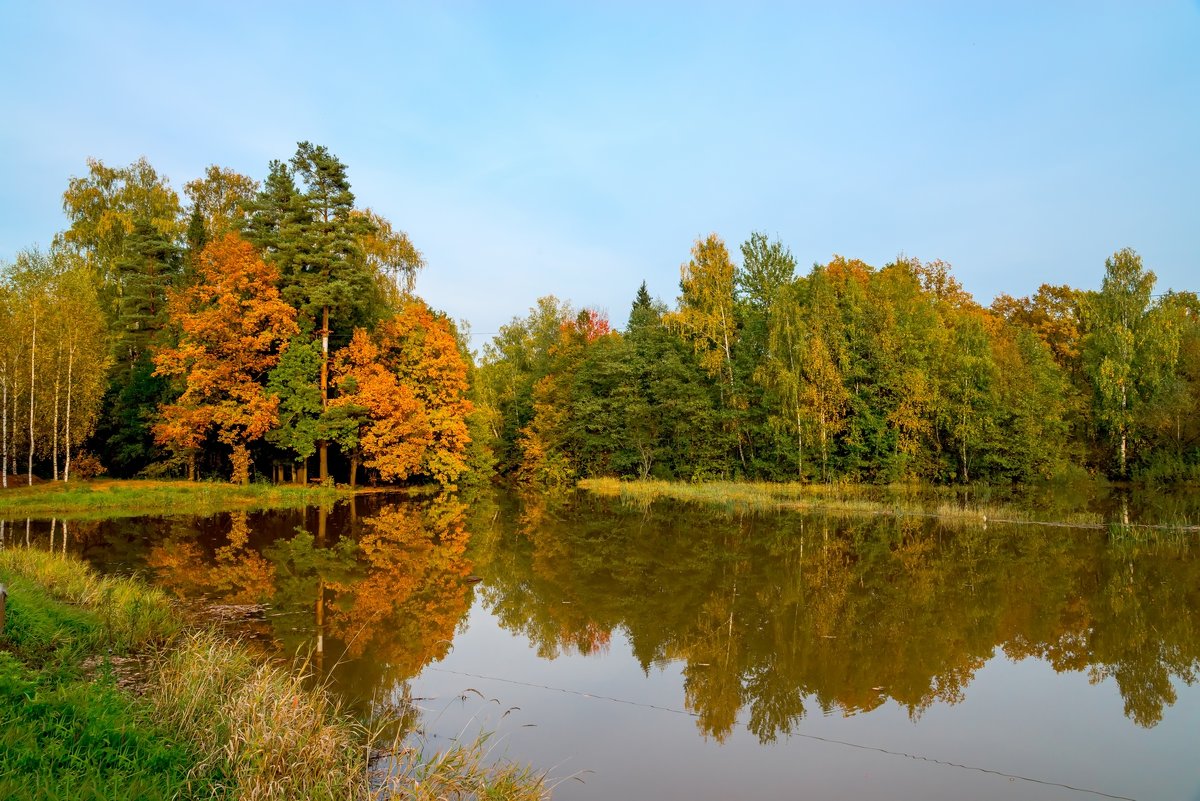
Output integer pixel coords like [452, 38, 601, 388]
[476, 234, 1199, 484]
[5, 151, 1195, 487]
[1, 146, 475, 487]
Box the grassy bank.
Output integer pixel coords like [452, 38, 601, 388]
[577, 477, 1113, 529]
[0, 479, 351, 521]
[0, 549, 548, 800]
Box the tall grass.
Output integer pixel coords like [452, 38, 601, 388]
[580, 477, 996, 525]
[0, 549, 550, 800]
[579, 477, 1200, 536]
[0, 548, 180, 651]
[389, 730, 551, 801]
[579, 477, 1078, 529]
[149, 633, 366, 801]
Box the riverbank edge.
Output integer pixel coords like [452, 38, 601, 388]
[0, 548, 548, 800]
[577, 477, 1200, 534]
[0, 479, 353, 520]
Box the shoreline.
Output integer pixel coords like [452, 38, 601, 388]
[0, 547, 547, 800]
[0, 479, 352, 521]
[577, 477, 1200, 535]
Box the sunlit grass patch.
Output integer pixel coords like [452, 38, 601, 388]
[0, 479, 348, 521]
[583, 478, 1045, 529]
[0, 548, 179, 651]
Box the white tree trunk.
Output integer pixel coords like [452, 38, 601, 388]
[52, 347, 60, 482]
[27, 312, 36, 486]
[1, 366, 7, 489]
[65, 343, 73, 481]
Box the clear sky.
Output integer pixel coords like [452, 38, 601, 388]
[2, 1, 1197, 342]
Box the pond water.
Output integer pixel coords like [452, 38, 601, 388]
[4, 488, 1200, 800]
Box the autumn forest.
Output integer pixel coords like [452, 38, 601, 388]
[1, 144, 1197, 489]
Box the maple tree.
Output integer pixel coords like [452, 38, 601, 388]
[375, 300, 474, 485]
[329, 329, 430, 487]
[152, 232, 298, 483]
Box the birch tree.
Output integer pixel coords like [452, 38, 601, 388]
[52, 261, 110, 480]
[0, 278, 11, 487]
[667, 234, 745, 470]
[1083, 249, 1182, 477]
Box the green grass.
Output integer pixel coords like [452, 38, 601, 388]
[0, 560, 221, 800]
[0, 549, 549, 800]
[578, 477, 1200, 536]
[579, 477, 998, 524]
[0, 479, 350, 521]
[578, 477, 1109, 530]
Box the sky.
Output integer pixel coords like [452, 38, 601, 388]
[1, 1, 1198, 344]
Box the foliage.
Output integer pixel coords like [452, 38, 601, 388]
[478, 241, 1200, 486]
[375, 301, 474, 485]
[153, 233, 298, 482]
[330, 328, 430, 483]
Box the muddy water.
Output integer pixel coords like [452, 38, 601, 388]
[6, 488, 1200, 800]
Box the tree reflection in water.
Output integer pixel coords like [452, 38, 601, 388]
[144, 495, 476, 705]
[471, 492, 1200, 742]
[98, 488, 1200, 741]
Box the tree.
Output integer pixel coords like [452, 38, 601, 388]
[935, 310, 998, 483]
[760, 274, 849, 481]
[668, 234, 745, 470]
[353, 208, 424, 308]
[249, 143, 378, 481]
[153, 233, 298, 483]
[329, 329, 430, 486]
[1083, 249, 1182, 476]
[477, 296, 575, 473]
[184, 165, 259, 242]
[5, 250, 54, 485]
[737, 233, 797, 475]
[670, 234, 739, 394]
[44, 257, 109, 480]
[58, 157, 183, 313]
[375, 300, 473, 486]
[265, 339, 323, 482]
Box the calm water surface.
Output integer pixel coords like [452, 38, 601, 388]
[6, 488, 1200, 800]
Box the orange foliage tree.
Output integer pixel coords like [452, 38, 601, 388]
[375, 300, 473, 485]
[153, 232, 298, 482]
[329, 329, 431, 486]
[328, 497, 473, 677]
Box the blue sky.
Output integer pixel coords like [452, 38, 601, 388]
[2, 2, 1197, 341]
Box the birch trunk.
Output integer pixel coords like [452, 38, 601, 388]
[64, 343, 73, 481]
[27, 310, 36, 486]
[1, 367, 7, 489]
[52, 345, 60, 481]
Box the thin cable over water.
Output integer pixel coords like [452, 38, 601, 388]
[425, 666, 1138, 801]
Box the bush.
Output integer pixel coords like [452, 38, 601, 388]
[71, 453, 106, 480]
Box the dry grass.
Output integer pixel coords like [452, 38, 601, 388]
[580, 477, 1006, 527]
[149, 633, 367, 801]
[384, 731, 552, 801]
[0, 548, 551, 801]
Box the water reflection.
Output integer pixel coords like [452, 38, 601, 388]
[471, 492, 1200, 740]
[48, 495, 480, 705]
[5, 488, 1199, 742]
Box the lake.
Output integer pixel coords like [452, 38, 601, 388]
[5, 487, 1199, 800]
